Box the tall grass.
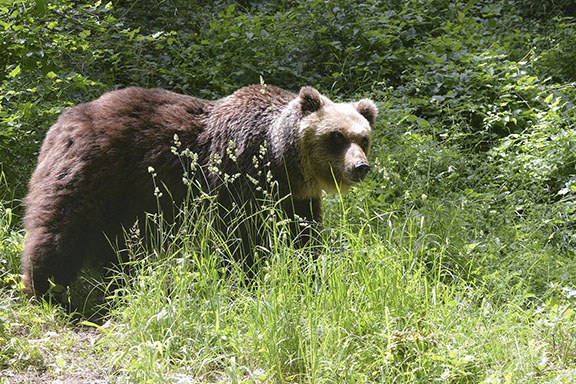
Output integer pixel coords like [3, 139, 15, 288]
[2, 156, 576, 382]
[95, 168, 576, 383]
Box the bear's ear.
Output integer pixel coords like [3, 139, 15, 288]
[355, 99, 378, 126]
[299, 87, 323, 114]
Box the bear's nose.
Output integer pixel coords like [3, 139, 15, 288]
[353, 161, 370, 181]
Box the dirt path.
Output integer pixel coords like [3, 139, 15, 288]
[1, 325, 116, 384]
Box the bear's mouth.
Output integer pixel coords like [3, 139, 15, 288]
[341, 176, 359, 189]
[342, 166, 370, 185]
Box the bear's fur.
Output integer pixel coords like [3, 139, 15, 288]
[21, 85, 377, 296]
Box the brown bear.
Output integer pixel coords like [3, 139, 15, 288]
[21, 85, 377, 296]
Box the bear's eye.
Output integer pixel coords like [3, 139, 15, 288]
[329, 131, 348, 148]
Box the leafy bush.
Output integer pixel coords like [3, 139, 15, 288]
[537, 17, 576, 82]
[3, 0, 574, 198]
[0, 1, 117, 197]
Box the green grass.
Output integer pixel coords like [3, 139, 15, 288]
[96, 192, 576, 382]
[3, 175, 576, 383]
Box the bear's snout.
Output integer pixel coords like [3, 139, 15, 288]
[352, 161, 370, 181]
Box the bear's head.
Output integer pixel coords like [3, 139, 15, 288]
[296, 87, 378, 196]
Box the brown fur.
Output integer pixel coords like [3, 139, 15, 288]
[21, 85, 377, 296]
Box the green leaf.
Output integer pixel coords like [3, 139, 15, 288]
[418, 118, 431, 129]
[8, 65, 21, 78]
[406, 115, 418, 123]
